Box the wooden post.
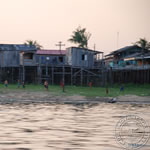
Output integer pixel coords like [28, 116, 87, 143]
[71, 66, 73, 86]
[0, 67, 1, 83]
[12, 67, 13, 83]
[52, 66, 54, 85]
[109, 67, 113, 87]
[46, 63, 48, 76]
[37, 65, 41, 84]
[19, 67, 20, 81]
[148, 69, 150, 83]
[87, 72, 89, 85]
[63, 66, 65, 84]
[81, 68, 83, 86]
[23, 66, 25, 82]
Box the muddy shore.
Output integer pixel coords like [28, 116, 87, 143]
[0, 90, 149, 105]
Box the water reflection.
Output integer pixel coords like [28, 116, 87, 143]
[0, 103, 149, 150]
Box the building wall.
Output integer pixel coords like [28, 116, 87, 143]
[115, 47, 142, 60]
[0, 51, 37, 67]
[0, 51, 20, 67]
[36, 55, 66, 65]
[66, 47, 95, 68]
[0, 44, 37, 67]
[23, 52, 37, 66]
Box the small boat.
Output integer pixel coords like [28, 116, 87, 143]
[108, 98, 117, 103]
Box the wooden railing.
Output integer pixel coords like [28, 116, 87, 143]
[110, 64, 150, 70]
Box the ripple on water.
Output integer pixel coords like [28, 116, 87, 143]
[0, 103, 149, 150]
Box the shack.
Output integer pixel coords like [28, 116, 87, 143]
[66, 47, 103, 68]
[36, 49, 66, 66]
[0, 44, 36, 67]
[0, 44, 104, 85]
[105, 45, 150, 67]
[0, 44, 37, 83]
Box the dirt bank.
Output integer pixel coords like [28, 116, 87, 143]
[0, 90, 149, 105]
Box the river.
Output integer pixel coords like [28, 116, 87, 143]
[0, 103, 149, 150]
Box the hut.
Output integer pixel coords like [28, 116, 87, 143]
[0, 44, 37, 83]
[66, 47, 103, 68]
[105, 45, 150, 68]
[36, 49, 66, 66]
[0, 44, 36, 67]
[0, 44, 104, 85]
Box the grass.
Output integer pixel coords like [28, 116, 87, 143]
[0, 83, 150, 97]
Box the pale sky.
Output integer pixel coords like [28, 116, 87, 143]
[0, 0, 150, 54]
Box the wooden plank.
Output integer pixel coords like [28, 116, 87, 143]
[52, 66, 54, 85]
[63, 66, 65, 84]
[71, 67, 73, 85]
[81, 68, 83, 86]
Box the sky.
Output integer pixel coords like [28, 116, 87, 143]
[0, 0, 150, 54]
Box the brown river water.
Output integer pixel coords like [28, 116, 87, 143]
[0, 102, 149, 150]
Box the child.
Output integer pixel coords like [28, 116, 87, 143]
[89, 82, 92, 88]
[106, 87, 109, 95]
[17, 80, 21, 88]
[22, 81, 25, 88]
[120, 85, 124, 92]
[44, 80, 48, 91]
[60, 80, 65, 92]
[4, 80, 8, 88]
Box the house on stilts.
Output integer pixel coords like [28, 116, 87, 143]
[0, 44, 104, 86]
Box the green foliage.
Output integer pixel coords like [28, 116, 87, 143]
[24, 40, 43, 49]
[0, 83, 150, 97]
[134, 38, 150, 50]
[68, 26, 91, 48]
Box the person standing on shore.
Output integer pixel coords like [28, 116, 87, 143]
[4, 80, 8, 88]
[22, 81, 25, 88]
[120, 85, 124, 92]
[44, 80, 48, 91]
[17, 80, 21, 88]
[60, 80, 65, 92]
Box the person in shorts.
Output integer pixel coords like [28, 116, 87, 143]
[4, 80, 8, 88]
[22, 81, 25, 88]
[17, 79, 21, 88]
[44, 80, 48, 91]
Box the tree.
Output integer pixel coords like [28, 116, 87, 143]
[24, 40, 42, 49]
[68, 26, 91, 49]
[134, 38, 150, 50]
[134, 38, 150, 66]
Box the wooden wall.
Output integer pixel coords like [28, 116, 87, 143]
[0, 51, 20, 67]
[36, 55, 66, 66]
[66, 47, 95, 68]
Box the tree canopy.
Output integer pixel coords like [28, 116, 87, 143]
[134, 38, 150, 50]
[68, 26, 91, 49]
[24, 40, 42, 49]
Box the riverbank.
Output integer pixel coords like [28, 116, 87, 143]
[0, 84, 150, 104]
[0, 83, 150, 97]
[0, 90, 150, 105]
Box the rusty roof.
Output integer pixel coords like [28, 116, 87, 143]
[36, 50, 66, 55]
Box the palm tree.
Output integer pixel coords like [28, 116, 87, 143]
[134, 38, 150, 66]
[24, 40, 42, 49]
[68, 26, 91, 49]
[134, 38, 150, 50]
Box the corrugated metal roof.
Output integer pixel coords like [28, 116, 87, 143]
[36, 50, 66, 55]
[67, 47, 103, 54]
[123, 52, 141, 59]
[0, 44, 36, 51]
[105, 45, 141, 56]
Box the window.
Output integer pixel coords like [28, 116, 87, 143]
[82, 55, 85, 60]
[59, 56, 63, 62]
[85, 55, 87, 61]
[82, 54, 87, 61]
[24, 53, 33, 59]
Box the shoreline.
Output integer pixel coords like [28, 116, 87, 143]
[0, 90, 150, 105]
